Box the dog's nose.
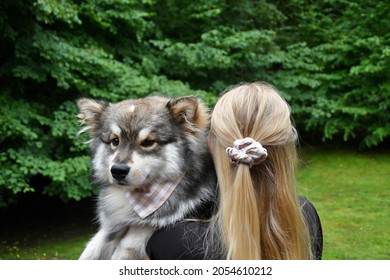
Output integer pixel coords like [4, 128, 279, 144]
[111, 164, 130, 181]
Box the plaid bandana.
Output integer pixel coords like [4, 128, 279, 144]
[125, 174, 185, 219]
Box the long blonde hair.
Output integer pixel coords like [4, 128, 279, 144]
[208, 82, 312, 259]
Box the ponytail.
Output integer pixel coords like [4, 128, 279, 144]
[207, 82, 312, 260]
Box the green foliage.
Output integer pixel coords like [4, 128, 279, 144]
[0, 0, 389, 206]
[277, 1, 390, 149]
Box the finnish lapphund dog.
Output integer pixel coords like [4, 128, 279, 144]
[77, 96, 216, 259]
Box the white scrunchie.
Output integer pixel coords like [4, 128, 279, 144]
[226, 137, 268, 168]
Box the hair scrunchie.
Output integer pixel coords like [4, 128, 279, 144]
[226, 137, 268, 168]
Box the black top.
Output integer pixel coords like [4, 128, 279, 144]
[146, 196, 323, 260]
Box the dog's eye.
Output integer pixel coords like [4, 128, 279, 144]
[110, 137, 120, 147]
[140, 139, 156, 149]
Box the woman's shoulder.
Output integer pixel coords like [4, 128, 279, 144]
[146, 220, 209, 260]
[298, 196, 323, 260]
[298, 196, 321, 227]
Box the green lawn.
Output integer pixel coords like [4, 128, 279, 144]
[1, 235, 87, 260]
[0, 214, 94, 260]
[297, 146, 390, 260]
[1, 146, 389, 260]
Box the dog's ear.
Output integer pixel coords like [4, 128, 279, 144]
[77, 98, 109, 133]
[167, 97, 210, 134]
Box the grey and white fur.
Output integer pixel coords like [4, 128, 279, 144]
[77, 96, 217, 259]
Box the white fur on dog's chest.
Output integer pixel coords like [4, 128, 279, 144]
[100, 186, 136, 223]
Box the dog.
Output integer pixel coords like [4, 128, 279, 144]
[77, 96, 217, 259]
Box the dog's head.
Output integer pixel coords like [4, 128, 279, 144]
[77, 96, 210, 190]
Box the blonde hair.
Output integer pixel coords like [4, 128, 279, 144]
[207, 82, 312, 260]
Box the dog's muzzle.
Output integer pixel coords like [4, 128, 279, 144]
[111, 164, 130, 182]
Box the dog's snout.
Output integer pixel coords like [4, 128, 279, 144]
[111, 164, 130, 181]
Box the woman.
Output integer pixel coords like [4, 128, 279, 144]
[146, 82, 323, 260]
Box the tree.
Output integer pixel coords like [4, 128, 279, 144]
[0, 0, 388, 206]
[274, 0, 390, 149]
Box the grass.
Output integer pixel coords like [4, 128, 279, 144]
[0, 198, 97, 260]
[297, 146, 390, 260]
[1, 235, 87, 260]
[0, 146, 389, 260]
